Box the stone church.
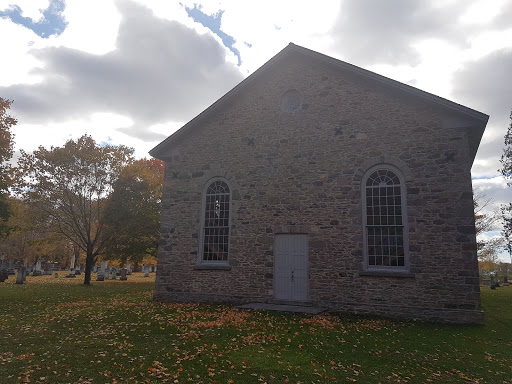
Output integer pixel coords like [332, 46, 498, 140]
[150, 43, 488, 324]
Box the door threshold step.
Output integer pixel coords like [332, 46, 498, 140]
[267, 299, 316, 307]
[238, 302, 326, 314]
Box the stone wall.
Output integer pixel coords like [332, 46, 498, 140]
[153, 51, 483, 324]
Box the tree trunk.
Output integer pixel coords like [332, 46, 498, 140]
[84, 252, 94, 285]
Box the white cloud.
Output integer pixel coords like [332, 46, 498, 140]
[0, 19, 46, 86]
[459, 0, 508, 25]
[13, 112, 163, 160]
[54, 0, 121, 55]
[2, 0, 243, 144]
[453, 49, 512, 179]
[464, 28, 512, 61]
[329, 0, 469, 66]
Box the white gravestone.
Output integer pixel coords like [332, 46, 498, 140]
[33, 261, 42, 276]
[96, 261, 107, 281]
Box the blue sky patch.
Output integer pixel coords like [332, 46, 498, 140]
[185, 4, 242, 66]
[0, 0, 67, 38]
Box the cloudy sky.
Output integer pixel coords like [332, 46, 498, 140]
[1, 0, 511, 257]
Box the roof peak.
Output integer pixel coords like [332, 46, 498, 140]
[150, 44, 488, 160]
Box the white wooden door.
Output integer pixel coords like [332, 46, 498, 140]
[274, 234, 309, 301]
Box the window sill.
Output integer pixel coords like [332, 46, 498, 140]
[359, 270, 415, 278]
[193, 264, 232, 271]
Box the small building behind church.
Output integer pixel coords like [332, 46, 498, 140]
[150, 43, 488, 324]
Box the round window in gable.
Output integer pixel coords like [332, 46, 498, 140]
[280, 89, 303, 113]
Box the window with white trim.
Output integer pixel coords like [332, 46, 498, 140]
[364, 167, 408, 269]
[201, 180, 231, 262]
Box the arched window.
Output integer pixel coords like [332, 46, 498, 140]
[363, 167, 408, 269]
[201, 179, 231, 262]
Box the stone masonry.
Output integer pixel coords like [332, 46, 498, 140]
[150, 44, 488, 324]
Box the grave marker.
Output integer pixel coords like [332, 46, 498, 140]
[96, 261, 107, 281]
[16, 267, 25, 284]
[7, 260, 15, 275]
[33, 261, 42, 276]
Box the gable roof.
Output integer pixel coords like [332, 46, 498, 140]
[150, 43, 489, 162]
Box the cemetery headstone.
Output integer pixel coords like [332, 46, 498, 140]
[43, 262, 52, 275]
[16, 267, 25, 284]
[7, 260, 15, 275]
[66, 254, 76, 278]
[126, 264, 132, 275]
[32, 261, 42, 276]
[65, 268, 76, 278]
[120, 268, 127, 281]
[96, 261, 107, 281]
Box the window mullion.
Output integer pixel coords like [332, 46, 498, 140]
[202, 182, 231, 263]
[365, 169, 406, 269]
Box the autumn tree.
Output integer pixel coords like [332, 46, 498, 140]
[14, 135, 134, 284]
[0, 197, 44, 264]
[478, 237, 504, 278]
[502, 209, 512, 263]
[0, 97, 17, 238]
[500, 109, 512, 263]
[103, 158, 164, 270]
[473, 190, 499, 255]
[30, 231, 75, 267]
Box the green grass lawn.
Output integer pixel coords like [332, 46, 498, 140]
[0, 273, 511, 384]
